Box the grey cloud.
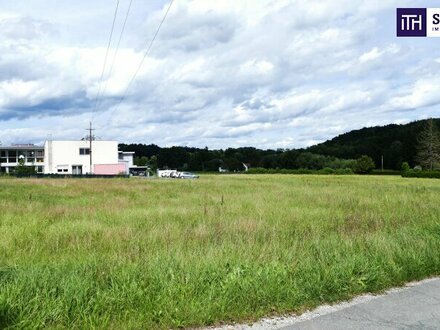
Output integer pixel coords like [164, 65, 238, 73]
[0, 90, 90, 120]
[153, 8, 239, 54]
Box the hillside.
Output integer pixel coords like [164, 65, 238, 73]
[307, 118, 440, 169]
[120, 118, 440, 171]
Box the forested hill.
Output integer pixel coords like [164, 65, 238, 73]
[119, 118, 440, 171]
[307, 118, 440, 169]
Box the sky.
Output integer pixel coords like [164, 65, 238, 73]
[1, 0, 440, 149]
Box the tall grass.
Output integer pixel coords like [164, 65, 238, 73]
[1, 175, 440, 328]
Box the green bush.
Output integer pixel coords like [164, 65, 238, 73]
[319, 167, 335, 174]
[246, 168, 353, 175]
[14, 166, 37, 175]
[370, 170, 401, 176]
[335, 168, 354, 174]
[401, 170, 440, 179]
[247, 168, 268, 174]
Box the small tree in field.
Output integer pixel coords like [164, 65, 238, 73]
[416, 118, 440, 171]
[354, 155, 375, 174]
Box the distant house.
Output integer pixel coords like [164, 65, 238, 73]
[0, 140, 135, 175]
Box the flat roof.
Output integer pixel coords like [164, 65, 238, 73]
[1, 140, 119, 147]
[0, 146, 44, 150]
[48, 140, 117, 142]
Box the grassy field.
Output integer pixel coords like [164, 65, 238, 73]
[1, 175, 440, 329]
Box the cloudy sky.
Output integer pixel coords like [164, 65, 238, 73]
[1, 0, 440, 148]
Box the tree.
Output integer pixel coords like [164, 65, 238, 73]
[149, 155, 158, 173]
[15, 156, 36, 175]
[386, 140, 404, 170]
[354, 155, 375, 174]
[401, 161, 410, 172]
[134, 156, 149, 166]
[223, 158, 244, 171]
[416, 118, 440, 171]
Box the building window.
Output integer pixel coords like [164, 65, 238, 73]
[79, 148, 90, 155]
[8, 150, 17, 163]
[26, 157, 35, 163]
[37, 166, 43, 173]
[26, 151, 35, 163]
[57, 165, 68, 174]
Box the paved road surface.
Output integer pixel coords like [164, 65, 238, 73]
[282, 278, 440, 330]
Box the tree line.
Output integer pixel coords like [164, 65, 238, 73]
[118, 145, 359, 172]
[119, 118, 440, 173]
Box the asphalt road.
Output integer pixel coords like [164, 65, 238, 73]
[282, 278, 440, 330]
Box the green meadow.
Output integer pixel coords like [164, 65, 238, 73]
[1, 175, 440, 329]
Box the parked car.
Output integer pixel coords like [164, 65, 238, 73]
[179, 172, 199, 179]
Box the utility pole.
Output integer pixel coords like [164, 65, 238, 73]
[86, 122, 95, 174]
[381, 154, 384, 171]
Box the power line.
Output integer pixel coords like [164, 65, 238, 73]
[97, 0, 134, 113]
[111, 0, 174, 114]
[92, 0, 120, 119]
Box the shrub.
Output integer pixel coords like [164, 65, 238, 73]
[14, 166, 37, 175]
[335, 168, 353, 174]
[245, 167, 353, 175]
[247, 168, 268, 174]
[401, 170, 440, 179]
[370, 170, 401, 176]
[319, 167, 335, 174]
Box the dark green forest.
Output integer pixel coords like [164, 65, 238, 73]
[119, 118, 440, 172]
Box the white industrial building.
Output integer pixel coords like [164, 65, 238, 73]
[0, 140, 136, 175]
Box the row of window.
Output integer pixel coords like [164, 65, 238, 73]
[1, 150, 44, 164]
[1, 157, 44, 163]
[0, 150, 44, 157]
[1, 149, 90, 161]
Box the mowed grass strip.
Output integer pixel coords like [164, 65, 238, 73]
[0, 175, 439, 329]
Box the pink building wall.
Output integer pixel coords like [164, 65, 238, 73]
[94, 163, 127, 175]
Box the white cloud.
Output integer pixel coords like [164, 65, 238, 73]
[387, 77, 440, 111]
[359, 47, 382, 63]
